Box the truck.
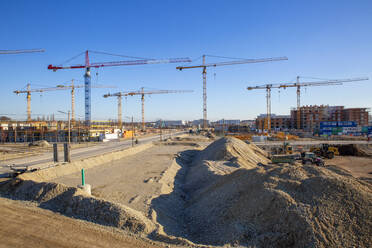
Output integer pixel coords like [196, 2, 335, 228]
[271, 154, 299, 164]
[301, 152, 325, 166]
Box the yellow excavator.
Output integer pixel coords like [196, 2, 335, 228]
[310, 144, 339, 159]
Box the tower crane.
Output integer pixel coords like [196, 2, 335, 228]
[56, 80, 115, 122]
[176, 55, 288, 129]
[104, 88, 193, 130]
[48, 50, 191, 126]
[14, 82, 115, 122]
[0, 49, 45, 54]
[247, 76, 369, 132]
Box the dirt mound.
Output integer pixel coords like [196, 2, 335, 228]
[185, 164, 372, 247]
[183, 137, 270, 196]
[0, 179, 155, 234]
[29, 140, 50, 147]
[196, 137, 269, 168]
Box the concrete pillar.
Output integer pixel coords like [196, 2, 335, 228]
[64, 143, 71, 162]
[53, 143, 58, 162]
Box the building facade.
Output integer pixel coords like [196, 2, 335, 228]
[256, 105, 370, 131]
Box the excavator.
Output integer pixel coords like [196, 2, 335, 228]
[310, 144, 339, 159]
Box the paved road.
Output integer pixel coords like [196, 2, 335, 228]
[253, 140, 372, 147]
[0, 131, 185, 174]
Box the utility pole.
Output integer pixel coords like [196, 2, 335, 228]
[131, 116, 134, 147]
[160, 120, 163, 141]
[118, 94, 122, 130]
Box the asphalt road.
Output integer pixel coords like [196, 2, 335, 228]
[0, 131, 185, 174]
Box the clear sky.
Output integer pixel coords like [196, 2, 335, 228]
[1, 0, 371, 122]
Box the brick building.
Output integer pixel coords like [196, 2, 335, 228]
[342, 108, 369, 126]
[255, 114, 292, 131]
[256, 105, 370, 131]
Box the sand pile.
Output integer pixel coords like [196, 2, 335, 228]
[183, 137, 270, 200]
[183, 163, 372, 247]
[194, 137, 269, 168]
[0, 179, 155, 234]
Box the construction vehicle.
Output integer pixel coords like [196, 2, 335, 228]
[301, 152, 325, 166]
[176, 55, 288, 129]
[310, 144, 339, 159]
[271, 154, 296, 164]
[283, 142, 293, 154]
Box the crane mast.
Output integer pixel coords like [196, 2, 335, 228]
[177, 55, 288, 129]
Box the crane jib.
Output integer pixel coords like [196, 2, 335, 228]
[48, 58, 191, 70]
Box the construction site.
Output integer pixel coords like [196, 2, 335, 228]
[1, 2, 372, 248]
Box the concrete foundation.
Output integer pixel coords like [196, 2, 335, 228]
[78, 184, 91, 195]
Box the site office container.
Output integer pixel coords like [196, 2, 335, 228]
[320, 121, 338, 128]
[337, 121, 357, 127]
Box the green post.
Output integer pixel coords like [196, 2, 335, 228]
[81, 168, 85, 186]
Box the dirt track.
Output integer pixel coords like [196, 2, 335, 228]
[327, 156, 372, 179]
[52, 142, 201, 214]
[0, 198, 161, 248]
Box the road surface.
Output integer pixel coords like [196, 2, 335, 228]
[0, 131, 185, 176]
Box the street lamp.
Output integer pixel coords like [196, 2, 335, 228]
[124, 116, 135, 147]
[58, 110, 71, 145]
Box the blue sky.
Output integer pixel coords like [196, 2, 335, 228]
[1, 0, 371, 121]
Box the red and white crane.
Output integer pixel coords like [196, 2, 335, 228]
[48, 50, 191, 126]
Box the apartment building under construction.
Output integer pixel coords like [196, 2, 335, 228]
[256, 105, 370, 131]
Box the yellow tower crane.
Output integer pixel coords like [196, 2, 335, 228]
[104, 88, 193, 131]
[247, 76, 369, 132]
[176, 55, 288, 129]
[14, 81, 115, 122]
